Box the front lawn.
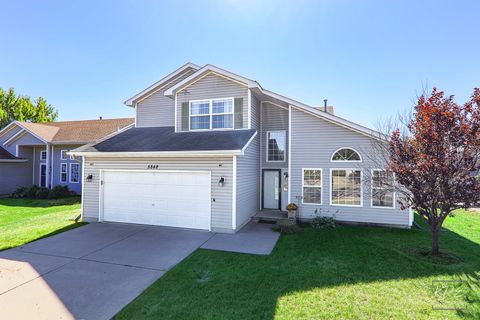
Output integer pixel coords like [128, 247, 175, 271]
[116, 210, 480, 319]
[0, 197, 84, 251]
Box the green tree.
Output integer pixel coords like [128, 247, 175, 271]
[0, 87, 58, 129]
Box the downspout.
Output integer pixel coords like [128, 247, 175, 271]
[45, 143, 50, 188]
[50, 144, 54, 188]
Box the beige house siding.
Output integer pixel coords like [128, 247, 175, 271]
[82, 156, 234, 232]
[136, 68, 196, 128]
[176, 73, 249, 131]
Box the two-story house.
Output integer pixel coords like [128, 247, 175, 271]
[71, 63, 412, 233]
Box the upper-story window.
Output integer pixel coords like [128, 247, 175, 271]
[190, 98, 233, 130]
[331, 148, 362, 162]
[267, 131, 286, 162]
[61, 150, 68, 160]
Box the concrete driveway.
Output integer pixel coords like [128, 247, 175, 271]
[0, 222, 279, 320]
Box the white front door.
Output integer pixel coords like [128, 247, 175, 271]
[263, 170, 280, 210]
[102, 170, 211, 230]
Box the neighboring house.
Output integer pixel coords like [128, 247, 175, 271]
[0, 118, 134, 195]
[71, 63, 413, 233]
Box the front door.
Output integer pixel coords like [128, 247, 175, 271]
[40, 164, 46, 187]
[263, 170, 281, 210]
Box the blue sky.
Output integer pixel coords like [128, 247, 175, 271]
[1, 0, 478, 128]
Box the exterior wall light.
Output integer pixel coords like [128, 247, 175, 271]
[218, 177, 225, 187]
[86, 174, 93, 182]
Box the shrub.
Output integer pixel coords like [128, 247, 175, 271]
[26, 185, 40, 198]
[48, 185, 71, 199]
[11, 187, 29, 198]
[311, 216, 336, 229]
[35, 187, 50, 199]
[275, 220, 301, 234]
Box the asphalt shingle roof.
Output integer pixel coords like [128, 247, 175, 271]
[16, 118, 134, 143]
[89, 127, 257, 152]
[0, 146, 19, 160]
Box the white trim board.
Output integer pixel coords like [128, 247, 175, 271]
[124, 62, 200, 106]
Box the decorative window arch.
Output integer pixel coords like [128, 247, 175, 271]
[331, 148, 362, 162]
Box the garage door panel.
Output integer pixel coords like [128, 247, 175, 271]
[102, 171, 211, 230]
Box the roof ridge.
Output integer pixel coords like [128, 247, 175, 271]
[44, 117, 134, 124]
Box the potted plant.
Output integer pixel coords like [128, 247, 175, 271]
[286, 203, 298, 221]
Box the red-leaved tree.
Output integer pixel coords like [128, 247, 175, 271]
[389, 87, 480, 255]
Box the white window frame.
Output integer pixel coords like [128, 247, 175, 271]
[40, 151, 47, 161]
[60, 163, 68, 183]
[189, 97, 234, 131]
[302, 168, 323, 205]
[371, 169, 395, 209]
[330, 147, 362, 163]
[60, 149, 68, 160]
[69, 163, 80, 183]
[330, 168, 363, 207]
[266, 130, 287, 162]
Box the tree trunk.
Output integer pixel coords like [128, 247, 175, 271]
[431, 227, 440, 255]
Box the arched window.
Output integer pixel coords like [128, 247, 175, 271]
[331, 148, 362, 162]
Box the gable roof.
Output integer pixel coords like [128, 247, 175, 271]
[76, 127, 257, 155]
[160, 63, 382, 139]
[164, 64, 262, 97]
[3, 118, 134, 144]
[124, 62, 200, 107]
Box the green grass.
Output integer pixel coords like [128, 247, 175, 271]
[0, 197, 85, 251]
[115, 210, 480, 320]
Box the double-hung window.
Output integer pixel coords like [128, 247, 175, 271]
[372, 170, 394, 208]
[331, 169, 362, 206]
[267, 131, 286, 162]
[60, 163, 68, 183]
[190, 98, 234, 130]
[61, 150, 68, 160]
[302, 169, 322, 204]
[69, 163, 80, 183]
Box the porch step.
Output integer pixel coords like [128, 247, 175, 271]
[252, 210, 288, 224]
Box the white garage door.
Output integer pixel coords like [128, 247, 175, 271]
[102, 170, 211, 230]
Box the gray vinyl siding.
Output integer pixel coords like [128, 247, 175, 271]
[250, 91, 261, 130]
[290, 109, 410, 227]
[1, 128, 44, 155]
[261, 102, 289, 169]
[51, 144, 83, 194]
[176, 73, 249, 131]
[82, 157, 234, 232]
[236, 134, 260, 229]
[136, 68, 196, 128]
[0, 126, 23, 153]
[0, 147, 33, 195]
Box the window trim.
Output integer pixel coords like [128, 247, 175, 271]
[69, 163, 80, 184]
[60, 150, 68, 160]
[188, 97, 235, 131]
[60, 163, 68, 183]
[370, 169, 396, 209]
[329, 168, 363, 207]
[302, 168, 323, 205]
[40, 151, 47, 161]
[330, 147, 362, 163]
[266, 130, 287, 163]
